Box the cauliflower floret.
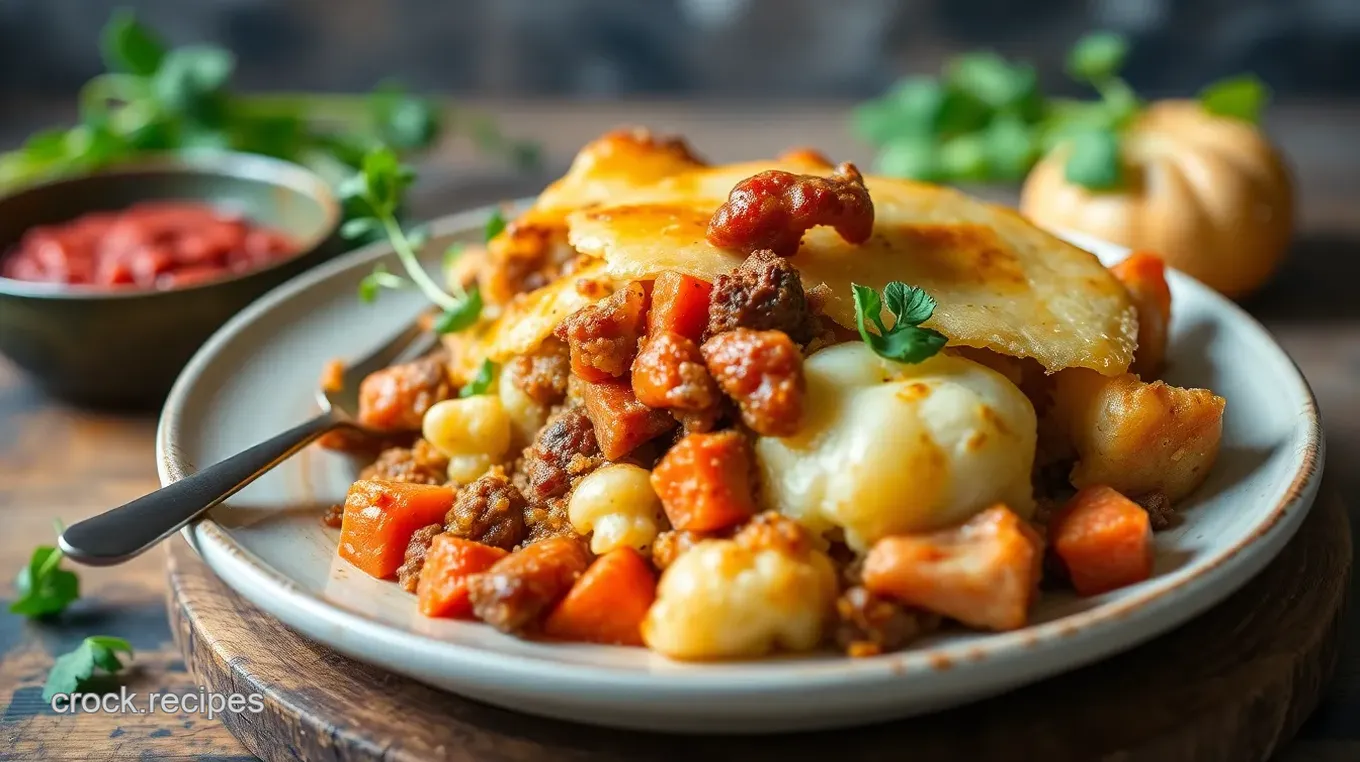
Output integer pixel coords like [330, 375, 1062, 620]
[1049, 369, 1224, 501]
[642, 514, 836, 660]
[568, 463, 665, 555]
[755, 343, 1037, 550]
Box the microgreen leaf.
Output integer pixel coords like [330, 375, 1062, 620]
[10, 546, 80, 619]
[1063, 128, 1124, 190]
[100, 10, 166, 77]
[1200, 74, 1269, 124]
[484, 209, 507, 243]
[369, 84, 440, 151]
[357, 263, 406, 303]
[459, 359, 497, 398]
[340, 217, 383, 241]
[443, 243, 465, 271]
[1067, 32, 1128, 83]
[433, 286, 483, 333]
[406, 224, 431, 250]
[43, 637, 133, 702]
[852, 282, 947, 364]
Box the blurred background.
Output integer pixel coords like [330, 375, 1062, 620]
[3, 0, 1359, 119]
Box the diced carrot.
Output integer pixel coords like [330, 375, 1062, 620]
[862, 505, 1043, 631]
[578, 377, 676, 460]
[416, 535, 509, 618]
[1051, 485, 1154, 596]
[647, 271, 713, 342]
[1111, 251, 1172, 378]
[544, 548, 657, 645]
[650, 430, 758, 532]
[338, 480, 456, 579]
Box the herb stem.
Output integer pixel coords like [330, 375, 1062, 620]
[380, 217, 460, 311]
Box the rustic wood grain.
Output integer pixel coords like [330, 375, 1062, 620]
[165, 494, 1349, 762]
[2, 101, 1360, 761]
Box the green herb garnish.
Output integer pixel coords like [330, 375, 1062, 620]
[854, 31, 1267, 190]
[484, 209, 508, 243]
[343, 147, 482, 333]
[851, 282, 947, 364]
[459, 359, 497, 397]
[0, 12, 538, 203]
[43, 637, 133, 702]
[1199, 75, 1269, 124]
[10, 541, 80, 619]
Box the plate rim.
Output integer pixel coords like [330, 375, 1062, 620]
[157, 205, 1325, 699]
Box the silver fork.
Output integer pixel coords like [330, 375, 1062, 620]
[58, 318, 439, 566]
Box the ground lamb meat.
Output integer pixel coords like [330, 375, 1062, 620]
[481, 222, 576, 305]
[506, 339, 571, 406]
[835, 586, 941, 658]
[702, 328, 805, 437]
[706, 249, 816, 344]
[631, 332, 720, 412]
[553, 280, 650, 382]
[444, 468, 527, 550]
[1135, 490, 1176, 531]
[706, 162, 874, 257]
[357, 355, 454, 432]
[395, 524, 443, 593]
[467, 535, 592, 634]
[358, 439, 450, 485]
[521, 406, 601, 503]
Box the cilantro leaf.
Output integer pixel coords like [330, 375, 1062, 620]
[1067, 32, 1128, 83]
[484, 209, 507, 243]
[433, 286, 483, 334]
[1063, 128, 1124, 190]
[459, 359, 497, 398]
[100, 10, 166, 77]
[340, 217, 383, 241]
[10, 545, 80, 619]
[357, 263, 405, 303]
[43, 636, 133, 702]
[852, 282, 947, 364]
[1200, 74, 1269, 124]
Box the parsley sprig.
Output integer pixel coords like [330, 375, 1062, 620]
[0, 11, 538, 204]
[43, 636, 134, 702]
[10, 541, 80, 619]
[855, 31, 1268, 190]
[343, 147, 489, 333]
[852, 282, 947, 364]
[459, 359, 497, 397]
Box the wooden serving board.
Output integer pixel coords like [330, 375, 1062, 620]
[166, 491, 1350, 762]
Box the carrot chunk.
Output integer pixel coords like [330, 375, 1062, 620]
[578, 377, 676, 460]
[1051, 485, 1154, 596]
[338, 480, 457, 579]
[650, 430, 759, 532]
[862, 505, 1043, 631]
[544, 547, 657, 645]
[648, 271, 713, 342]
[1111, 251, 1172, 378]
[416, 535, 510, 618]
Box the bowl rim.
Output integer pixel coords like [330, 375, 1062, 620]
[0, 150, 342, 301]
[157, 206, 1325, 710]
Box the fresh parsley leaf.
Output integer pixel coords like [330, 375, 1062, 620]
[1067, 32, 1128, 83]
[357, 263, 405, 303]
[1063, 128, 1124, 190]
[369, 84, 440, 152]
[433, 286, 483, 334]
[937, 133, 988, 181]
[874, 136, 940, 181]
[459, 359, 497, 398]
[947, 52, 1038, 113]
[484, 209, 507, 243]
[100, 10, 166, 77]
[10, 546, 79, 619]
[340, 217, 383, 241]
[1200, 74, 1269, 124]
[984, 115, 1036, 181]
[852, 282, 947, 364]
[43, 636, 133, 702]
[152, 46, 234, 123]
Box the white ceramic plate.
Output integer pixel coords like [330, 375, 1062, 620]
[160, 207, 1323, 733]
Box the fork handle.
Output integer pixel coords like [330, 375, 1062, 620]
[59, 412, 342, 566]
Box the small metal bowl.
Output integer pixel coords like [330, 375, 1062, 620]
[0, 152, 343, 408]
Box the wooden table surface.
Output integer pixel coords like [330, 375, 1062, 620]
[2, 101, 1359, 761]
